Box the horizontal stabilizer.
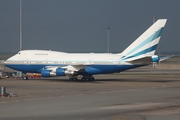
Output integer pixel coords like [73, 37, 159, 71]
[128, 55, 174, 64]
[159, 55, 174, 62]
[127, 56, 153, 64]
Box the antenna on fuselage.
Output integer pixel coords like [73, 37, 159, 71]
[152, 15, 156, 24]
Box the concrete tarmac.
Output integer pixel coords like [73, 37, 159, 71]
[0, 72, 180, 120]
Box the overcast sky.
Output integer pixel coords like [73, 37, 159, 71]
[0, 0, 179, 53]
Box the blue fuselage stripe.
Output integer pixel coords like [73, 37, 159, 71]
[6, 64, 146, 75]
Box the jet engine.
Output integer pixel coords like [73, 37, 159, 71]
[41, 68, 74, 77]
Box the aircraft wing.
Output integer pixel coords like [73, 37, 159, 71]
[61, 65, 87, 71]
[44, 65, 87, 71]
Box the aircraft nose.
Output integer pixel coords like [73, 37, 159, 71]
[4, 59, 10, 65]
[3, 60, 8, 66]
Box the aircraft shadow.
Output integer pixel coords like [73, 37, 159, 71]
[24, 78, 179, 83]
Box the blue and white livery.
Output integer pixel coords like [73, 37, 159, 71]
[5, 19, 169, 80]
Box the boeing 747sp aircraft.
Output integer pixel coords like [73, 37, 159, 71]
[5, 19, 169, 81]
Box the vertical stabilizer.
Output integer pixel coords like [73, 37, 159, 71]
[121, 19, 167, 61]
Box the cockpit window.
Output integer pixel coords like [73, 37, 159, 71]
[18, 52, 21, 54]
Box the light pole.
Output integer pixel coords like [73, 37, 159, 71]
[20, 0, 22, 51]
[106, 26, 111, 53]
[19, 0, 23, 78]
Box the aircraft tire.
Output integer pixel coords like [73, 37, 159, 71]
[23, 76, 28, 80]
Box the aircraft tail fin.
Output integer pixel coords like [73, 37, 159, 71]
[121, 19, 167, 61]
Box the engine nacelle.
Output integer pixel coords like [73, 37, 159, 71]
[41, 68, 74, 77]
[151, 55, 160, 63]
[56, 68, 65, 76]
[41, 70, 51, 77]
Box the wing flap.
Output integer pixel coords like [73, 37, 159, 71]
[61, 65, 87, 71]
[45, 65, 87, 71]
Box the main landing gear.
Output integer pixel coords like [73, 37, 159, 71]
[22, 73, 28, 80]
[81, 75, 95, 81]
[69, 75, 78, 81]
[69, 75, 95, 81]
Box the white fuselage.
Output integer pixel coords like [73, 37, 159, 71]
[6, 50, 124, 65]
[5, 50, 139, 76]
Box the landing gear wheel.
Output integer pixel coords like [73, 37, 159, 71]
[23, 76, 28, 80]
[91, 77, 95, 81]
[81, 77, 85, 81]
[81, 75, 95, 82]
[69, 76, 78, 81]
[73, 78, 78, 81]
